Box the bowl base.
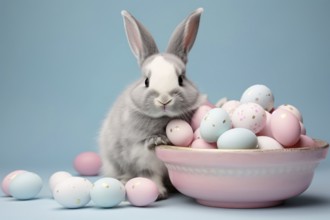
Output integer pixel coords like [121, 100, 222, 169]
[196, 199, 284, 209]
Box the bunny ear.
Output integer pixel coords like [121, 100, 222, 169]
[121, 10, 159, 65]
[166, 8, 203, 64]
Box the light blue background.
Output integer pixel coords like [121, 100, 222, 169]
[1, 0, 329, 170]
[1, 1, 330, 219]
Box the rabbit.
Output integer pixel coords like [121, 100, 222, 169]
[99, 8, 206, 199]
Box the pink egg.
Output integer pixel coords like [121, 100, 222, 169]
[271, 109, 301, 147]
[125, 177, 159, 207]
[257, 111, 273, 137]
[292, 135, 316, 148]
[190, 105, 213, 131]
[191, 139, 217, 149]
[193, 128, 201, 140]
[1, 170, 26, 196]
[300, 122, 306, 135]
[74, 152, 102, 176]
[166, 119, 193, 147]
[221, 100, 241, 117]
[231, 103, 266, 134]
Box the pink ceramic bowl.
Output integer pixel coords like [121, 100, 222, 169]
[156, 140, 329, 208]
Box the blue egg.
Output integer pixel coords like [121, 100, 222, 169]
[9, 172, 43, 200]
[240, 84, 274, 112]
[200, 108, 232, 143]
[217, 128, 258, 149]
[90, 178, 126, 208]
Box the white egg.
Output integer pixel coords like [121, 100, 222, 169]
[240, 84, 274, 111]
[90, 178, 126, 208]
[257, 136, 284, 150]
[53, 177, 92, 208]
[49, 171, 72, 194]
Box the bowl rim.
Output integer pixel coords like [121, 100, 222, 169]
[156, 139, 328, 153]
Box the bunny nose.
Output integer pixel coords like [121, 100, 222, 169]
[157, 95, 172, 106]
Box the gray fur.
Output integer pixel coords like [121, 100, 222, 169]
[99, 8, 205, 199]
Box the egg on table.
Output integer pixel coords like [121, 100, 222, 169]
[90, 178, 126, 208]
[53, 176, 93, 208]
[9, 171, 43, 200]
[125, 177, 159, 207]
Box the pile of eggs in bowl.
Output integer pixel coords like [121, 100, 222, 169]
[166, 84, 315, 150]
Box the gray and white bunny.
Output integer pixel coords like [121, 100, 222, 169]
[99, 8, 206, 199]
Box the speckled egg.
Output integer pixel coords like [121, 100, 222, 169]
[231, 103, 266, 134]
[217, 128, 258, 149]
[278, 104, 303, 122]
[1, 170, 26, 196]
[257, 111, 273, 137]
[90, 178, 126, 208]
[125, 177, 159, 207]
[200, 108, 232, 143]
[271, 108, 301, 147]
[9, 171, 43, 200]
[166, 119, 194, 147]
[53, 177, 93, 208]
[240, 84, 274, 111]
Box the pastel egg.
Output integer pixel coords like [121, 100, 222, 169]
[257, 111, 273, 137]
[1, 170, 27, 196]
[166, 119, 193, 147]
[74, 152, 102, 176]
[292, 135, 316, 148]
[90, 178, 126, 208]
[53, 177, 92, 208]
[278, 104, 303, 122]
[221, 100, 241, 117]
[125, 177, 159, 207]
[190, 105, 213, 131]
[217, 128, 258, 149]
[257, 136, 283, 150]
[240, 84, 274, 111]
[300, 122, 306, 135]
[9, 171, 43, 200]
[271, 109, 301, 147]
[231, 103, 266, 134]
[215, 97, 228, 107]
[200, 108, 232, 143]
[193, 128, 201, 140]
[191, 139, 217, 149]
[49, 171, 72, 194]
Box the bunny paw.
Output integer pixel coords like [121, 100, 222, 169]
[146, 135, 171, 150]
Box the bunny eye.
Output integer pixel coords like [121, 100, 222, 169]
[145, 77, 149, 87]
[178, 75, 184, 86]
